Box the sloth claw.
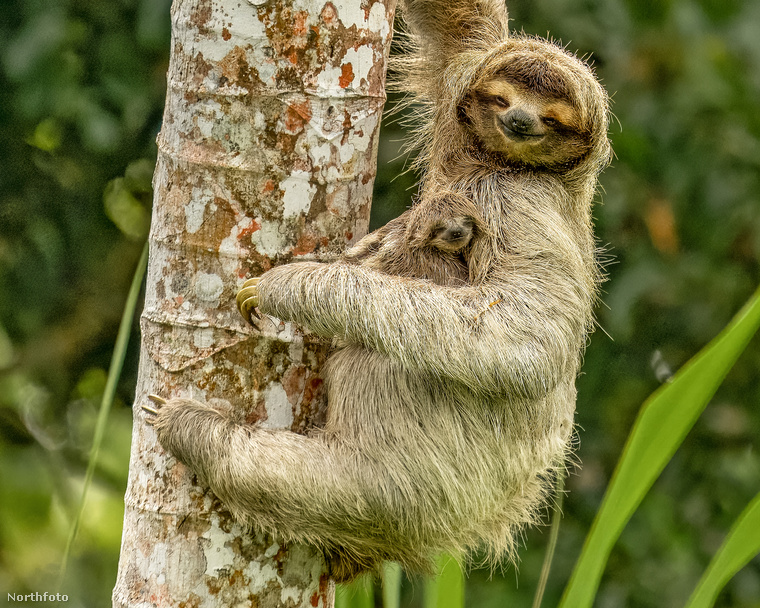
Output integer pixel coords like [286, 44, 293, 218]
[236, 277, 262, 325]
[143, 394, 167, 425]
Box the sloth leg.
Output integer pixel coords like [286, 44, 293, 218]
[143, 395, 436, 574]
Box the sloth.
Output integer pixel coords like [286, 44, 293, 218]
[145, 0, 611, 582]
[338, 189, 486, 288]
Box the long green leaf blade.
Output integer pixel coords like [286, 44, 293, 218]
[57, 242, 149, 588]
[382, 562, 402, 608]
[684, 492, 760, 608]
[335, 577, 374, 608]
[559, 286, 760, 608]
[532, 474, 565, 608]
[424, 554, 464, 608]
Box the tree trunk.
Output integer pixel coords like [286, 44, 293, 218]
[113, 0, 395, 605]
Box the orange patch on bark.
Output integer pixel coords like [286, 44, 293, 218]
[339, 63, 354, 88]
[293, 12, 308, 36]
[238, 219, 261, 240]
[281, 366, 307, 405]
[292, 233, 318, 255]
[320, 3, 338, 26]
[284, 100, 312, 133]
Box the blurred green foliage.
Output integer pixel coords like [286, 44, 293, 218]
[0, 0, 758, 606]
[0, 0, 168, 604]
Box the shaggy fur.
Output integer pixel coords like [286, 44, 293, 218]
[147, 0, 611, 582]
[341, 190, 486, 287]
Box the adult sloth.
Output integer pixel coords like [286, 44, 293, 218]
[146, 0, 611, 582]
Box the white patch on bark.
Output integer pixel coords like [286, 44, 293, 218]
[219, 217, 252, 275]
[368, 2, 390, 39]
[309, 140, 333, 168]
[250, 220, 288, 256]
[316, 65, 343, 95]
[261, 382, 293, 429]
[351, 111, 379, 153]
[193, 327, 216, 349]
[201, 516, 237, 575]
[343, 45, 374, 87]
[332, 0, 366, 28]
[243, 559, 280, 593]
[281, 170, 316, 218]
[185, 192, 209, 234]
[194, 272, 224, 302]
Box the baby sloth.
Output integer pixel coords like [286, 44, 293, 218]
[146, 0, 611, 583]
[341, 190, 485, 287]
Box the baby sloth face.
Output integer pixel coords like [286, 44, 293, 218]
[464, 63, 593, 169]
[426, 216, 477, 253]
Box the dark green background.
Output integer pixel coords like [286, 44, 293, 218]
[1, 0, 758, 606]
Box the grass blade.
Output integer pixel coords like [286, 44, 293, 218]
[559, 286, 760, 608]
[57, 242, 149, 588]
[684, 491, 760, 608]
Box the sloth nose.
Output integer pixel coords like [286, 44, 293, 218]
[450, 229, 463, 239]
[501, 109, 539, 137]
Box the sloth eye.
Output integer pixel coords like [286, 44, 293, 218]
[543, 117, 558, 127]
[493, 96, 510, 108]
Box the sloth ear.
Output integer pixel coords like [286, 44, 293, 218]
[457, 98, 473, 125]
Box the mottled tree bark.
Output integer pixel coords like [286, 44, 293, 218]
[113, 0, 395, 605]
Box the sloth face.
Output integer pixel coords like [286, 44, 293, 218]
[426, 216, 476, 253]
[464, 76, 593, 169]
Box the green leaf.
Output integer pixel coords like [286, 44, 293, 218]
[425, 554, 464, 608]
[335, 576, 374, 608]
[26, 117, 63, 152]
[532, 474, 565, 608]
[103, 177, 151, 240]
[684, 492, 760, 608]
[124, 158, 155, 194]
[382, 562, 402, 608]
[559, 286, 760, 608]
[57, 241, 148, 589]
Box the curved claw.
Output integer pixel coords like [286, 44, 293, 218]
[236, 277, 262, 325]
[142, 406, 158, 424]
[143, 394, 167, 426]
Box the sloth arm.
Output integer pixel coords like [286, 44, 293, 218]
[256, 261, 584, 399]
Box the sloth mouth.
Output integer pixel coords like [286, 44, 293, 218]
[501, 125, 545, 142]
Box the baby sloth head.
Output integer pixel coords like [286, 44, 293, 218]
[425, 216, 477, 253]
[407, 190, 485, 254]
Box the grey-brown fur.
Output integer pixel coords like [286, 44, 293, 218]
[147, 0, 611, 582]
[342, 190, 485, 287]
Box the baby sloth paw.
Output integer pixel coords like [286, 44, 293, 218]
[236, 277, 261, 326]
